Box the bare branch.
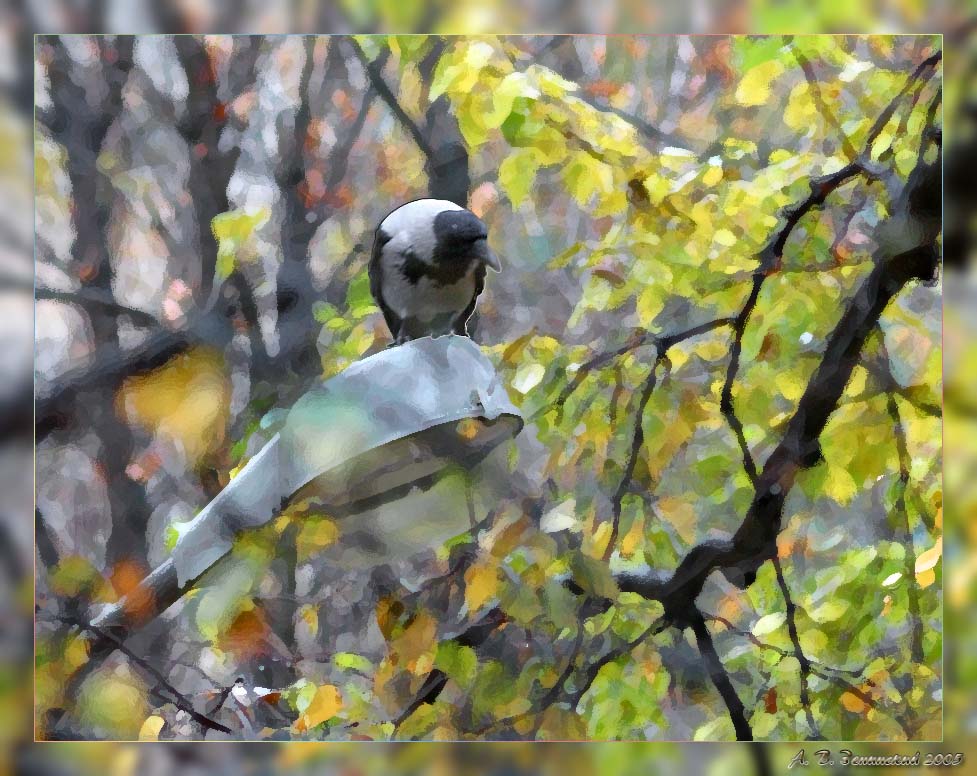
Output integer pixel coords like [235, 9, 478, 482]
[605, 357, 662, 561]
[886, 392, 925, 665]
[60, 616, 232, 735]
[35, 286, 160, 328]
[688, 609, 752, 741]
[349, 39, 435, 160]
[792, 46, 859, 161]
[553, 317, 735, 417]
[773, 557, 822, 739]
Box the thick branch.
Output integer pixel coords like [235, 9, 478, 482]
[688, 609, 752, 741]
[616, 140, 940, 625]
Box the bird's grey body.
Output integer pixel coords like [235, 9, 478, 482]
[369, 199, 501, 343]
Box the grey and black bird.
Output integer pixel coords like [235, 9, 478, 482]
[369, 199, 501, 344]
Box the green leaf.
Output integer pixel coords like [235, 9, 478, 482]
[435, 641, 478, 688]
[211, 207, 270, 279]
[569, 551, 618, 599]
[347, 272, 378, 318]
[735, 59, 786, 107]
[809, 599, 849, 624]
[333, 652, 373, 674]
[752, 612, 786, 637]
[499, 148, 541, 207]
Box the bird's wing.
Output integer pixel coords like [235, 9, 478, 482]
[369, 231, 403, 338]
[453, 263, 486, 338]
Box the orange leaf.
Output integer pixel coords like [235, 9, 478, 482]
[464, 561, 499, 613]
[840, 691, 869, 714]
[296, 684, 343, 731]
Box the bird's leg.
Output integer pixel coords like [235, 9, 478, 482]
[394, 322, 410, 345]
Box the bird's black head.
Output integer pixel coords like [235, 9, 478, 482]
[432, 209, 501, 272]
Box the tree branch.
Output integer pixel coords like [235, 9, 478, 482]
[392, 607, 506, 734]
[59, 616, 232, 736]
[604, 357, 663, 561]
[773, 556, 822, 739]
[615, 121, 940, 628]
[792, 46, 859, 161]
[349, 38, 435, 160]
[704, 612, 864, 677]
[706, 611, 912, 739]
[553, 317, 735, 419]
[886, 391, 925, 665]
[35, 286, 161, 328]
[688, 608, 752, 741]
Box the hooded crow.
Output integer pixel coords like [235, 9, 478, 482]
[369, 199, 501, 344]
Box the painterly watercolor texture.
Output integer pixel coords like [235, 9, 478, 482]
[34, 35, 942, 741]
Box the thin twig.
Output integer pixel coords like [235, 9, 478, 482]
[566, 618, 669, 710]
[886, 393, 925, 665]
[792, 46, 859, 160]
[553, 317, 735, 418]
[773, 557, 822, 739]
[605, 358, 661, 561]
[64, 618, 232, 734]
[705, 612, 865, 677]
[348, 38, 435, 160]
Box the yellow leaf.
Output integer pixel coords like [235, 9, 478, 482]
[465, 560, 499, 613]
[714, 228, 737, 247]
[775, 371, 805, 402]
[825, 464, 858, 505]
[299, 684, 343, 730]
[299, 604, 318, 634]
[735, 60, 785, 107]
[620, 513, 645, 558]
[499, 148, 540, 208]
[654, 496, 697, 544]
[118, 347, 229, 465]
[636, 285, 666, 328]
[138, 714, 166, 741]
[391, 611, 439, 675]
[296, 516, 339, 560]
[916, 567, 936, 589]
[784, 82, 816, 131]
[702, 163, 723, 186]
[915, 537, 942, 575]
[64, 634, 90, 672]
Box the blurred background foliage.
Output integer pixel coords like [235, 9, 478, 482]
[0, 0, 970, 772]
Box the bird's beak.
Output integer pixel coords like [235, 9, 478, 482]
[477, 240, 502, 272]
